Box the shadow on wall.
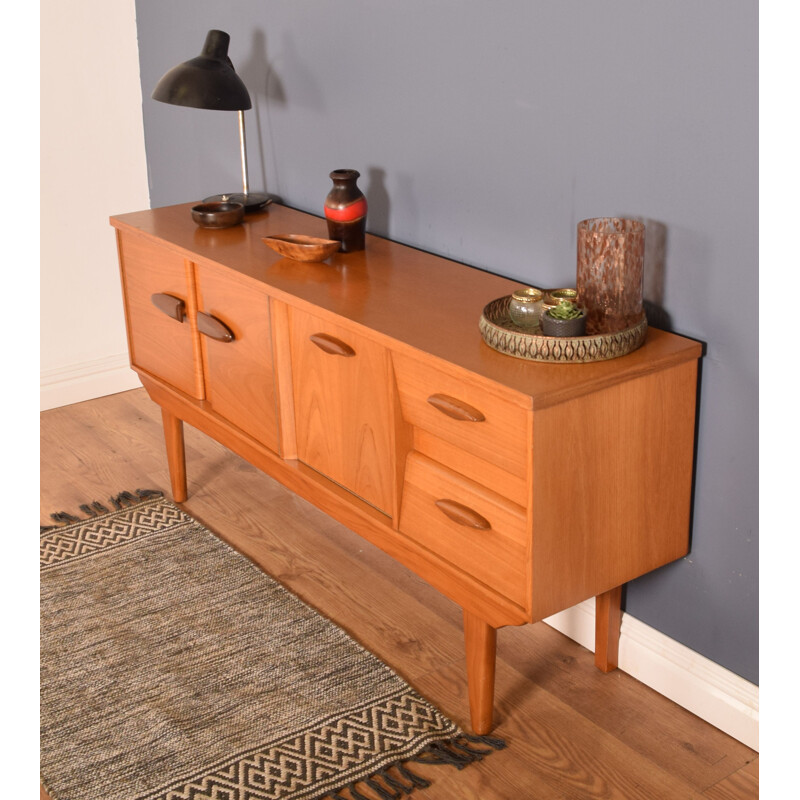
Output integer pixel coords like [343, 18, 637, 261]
[366, 171, 419, 246]
[238, 29, 288, 202]
[365, 167, 390, 238]
[633, 217, 673, 332]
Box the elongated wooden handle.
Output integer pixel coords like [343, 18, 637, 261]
[309, 333, 356, 357]
[435, 499, 491, 530]
[197, 311, 235, 342]
[151, 292, 186, 322]
[427, 393, 486, 422]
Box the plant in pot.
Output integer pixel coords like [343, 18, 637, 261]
[541, 299, 587, 337]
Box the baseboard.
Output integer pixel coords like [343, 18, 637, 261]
[41, 354, 142, 411]
[543, 600, 759, 751]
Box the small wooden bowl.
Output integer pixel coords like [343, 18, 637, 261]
[262, 234, 341, 262]
[191, 201, 245, 229]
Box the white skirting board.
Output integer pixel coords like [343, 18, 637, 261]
[41, 355, 142, 411]
[543, 599, 759, 751]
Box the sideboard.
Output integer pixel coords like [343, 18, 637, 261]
[110, 202, 702, 734]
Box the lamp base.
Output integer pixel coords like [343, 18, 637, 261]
[204, 192, 271, 212]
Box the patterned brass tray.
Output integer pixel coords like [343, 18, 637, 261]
[479, 295, 648, 364]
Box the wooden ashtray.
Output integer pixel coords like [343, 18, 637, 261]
[191, 201, 244, 229]
[262, 234, 341, 262]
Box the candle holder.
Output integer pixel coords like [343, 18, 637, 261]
[576, 218, 645, 335]
[508, 287, 544, 329]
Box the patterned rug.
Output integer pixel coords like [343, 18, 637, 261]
[40, 491, 503, 800]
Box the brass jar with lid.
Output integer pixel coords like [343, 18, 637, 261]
[508, 287, 544, 329]
[543, 288, 580, 311]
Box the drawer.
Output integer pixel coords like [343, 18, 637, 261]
[392, 350, 529, 477]
[399, 453, 529, 609]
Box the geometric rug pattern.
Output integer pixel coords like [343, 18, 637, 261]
[41, 491, 503, 800]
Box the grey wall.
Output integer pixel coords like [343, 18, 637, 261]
[134, 0, 758, 683]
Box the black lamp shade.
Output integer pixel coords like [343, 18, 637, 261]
[152, 30, 251, 111]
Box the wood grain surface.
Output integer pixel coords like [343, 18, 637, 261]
[110, 204, 702, 409]
[289, 305, 395, 515]
[195, 261, 279, 451]
[110, 202, 707, 745]
[115, 230, 202, 399]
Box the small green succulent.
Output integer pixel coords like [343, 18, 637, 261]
[547, 300, 583, 320]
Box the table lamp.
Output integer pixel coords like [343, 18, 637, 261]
[152, 29, 269, 211]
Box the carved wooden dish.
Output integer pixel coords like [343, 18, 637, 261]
[262, 234, 341, 262]
[479, 295, 648, 363]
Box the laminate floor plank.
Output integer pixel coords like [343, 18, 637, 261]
[499, 622, 755, 788]
[702, 761, 760, 800]
[415, 662, 707, 800]
[40, 388, 759, 800]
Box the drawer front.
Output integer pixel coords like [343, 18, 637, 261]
[400, 453, 529, 609]
[117, 232, 202, 398]
[392, 350, 529, 477]
[195, 264, 279, 453]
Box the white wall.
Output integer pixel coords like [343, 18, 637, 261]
[41, 0, 149, 410]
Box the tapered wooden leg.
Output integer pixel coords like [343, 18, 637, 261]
[463, 609, 497, 734]
[595, 585, 623, 672]
[161, 408, 187, 502]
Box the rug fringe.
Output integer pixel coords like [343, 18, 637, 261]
[316, 734, 505, 800]
[110, 488, 163, 509]
[396, 762, 431, 789]
[79, 501, 111, 517]
[41, 489, 164, 532]
[364, 776, 401, 800]
[379, 767, 416, 794]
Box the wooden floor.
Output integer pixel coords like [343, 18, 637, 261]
[40, 388, 758, 800]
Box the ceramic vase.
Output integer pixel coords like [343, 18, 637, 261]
[324, 169, 367, 253]
[576, 218, 645, 335]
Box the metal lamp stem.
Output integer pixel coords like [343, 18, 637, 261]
[238, 110, 249, 197]
[202, 108, 268, 211]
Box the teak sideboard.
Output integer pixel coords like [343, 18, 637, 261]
[110, 202, 701, 734]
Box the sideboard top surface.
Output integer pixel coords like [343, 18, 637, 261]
[110, 203, 702, 408]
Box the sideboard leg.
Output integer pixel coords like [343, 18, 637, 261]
[594, 585, 623, 672]
[161, 408, 188, 503]
[463, 609, 497, 734]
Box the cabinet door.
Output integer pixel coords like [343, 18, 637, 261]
[195, 263, 279, 453]
[117, 232, 202, 398]
[289, 308, 394, 514]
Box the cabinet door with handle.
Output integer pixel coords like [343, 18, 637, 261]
[195, 262, 279, 453]
[289, 307, 394, 514]
[116, 232, 202, 398]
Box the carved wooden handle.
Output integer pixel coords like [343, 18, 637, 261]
[197, 311, 235, 342]
[151, 293, 186, 322]
[435, 499, 491, 530]
[427, 393, 486, 422]
[309, 333, 356, 357]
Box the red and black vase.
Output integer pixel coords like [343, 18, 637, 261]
[324, 169, 367, 252]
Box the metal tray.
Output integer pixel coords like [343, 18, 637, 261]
[479, 295, 648, 363]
